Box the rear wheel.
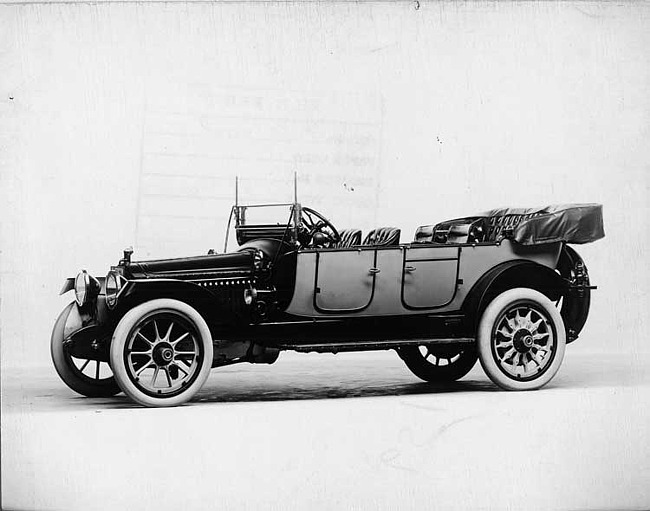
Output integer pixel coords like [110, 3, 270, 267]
[110, 299, 213, 407]
[51, 303, 121, 398]
[399, 344, 477, 382]
[477, 288, 566, 391]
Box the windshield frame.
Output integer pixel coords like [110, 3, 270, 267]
[223, 202, 302, 252]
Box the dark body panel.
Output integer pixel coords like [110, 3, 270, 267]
[211, 313, 471, 350]
[127, 251, 255, 279]
[121, 252, 256, 322]
[112, 240, 298, 332]
[117, 280, 249, 327]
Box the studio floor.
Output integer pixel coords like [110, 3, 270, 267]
[2, 349, 649, 511]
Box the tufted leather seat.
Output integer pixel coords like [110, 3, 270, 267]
[414, 218, 486, 244]
[483, 212, 544, 241]
[335, 229, 362, 248]
[413, 225, 435, 243]
[361, 227, 401, 246]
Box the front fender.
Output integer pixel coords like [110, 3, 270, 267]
[117, 279, 246, 327]
[60, 278, 75, 295]
[59, 296, 111, 339]
[61, 302, 84, 339]
[53, 302, 113, 362]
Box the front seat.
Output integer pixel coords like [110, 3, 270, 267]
[361, 227, 401, 246]
[335, 229, 362, 248]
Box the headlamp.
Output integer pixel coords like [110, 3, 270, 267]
[74, 270, 100, 307]
[105, 270, 124, 309]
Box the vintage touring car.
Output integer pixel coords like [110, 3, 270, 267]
[51, 188, 604, 407]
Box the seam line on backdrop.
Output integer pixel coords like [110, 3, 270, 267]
[2, 0, 421, 5]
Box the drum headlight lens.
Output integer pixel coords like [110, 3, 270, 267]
[74, 270, 99, 307]
[105, 271, 122, 309]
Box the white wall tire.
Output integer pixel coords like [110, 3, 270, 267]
[477, 288, 566, 391]
[110, 299, 213, 407]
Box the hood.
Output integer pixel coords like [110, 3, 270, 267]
[126, 250, 256, 280]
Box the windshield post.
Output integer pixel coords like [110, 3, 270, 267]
[293, 203, 301, 248]
[293, 171, 300, 247]
[223, 206, 235, 253]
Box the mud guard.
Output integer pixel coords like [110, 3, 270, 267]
[556, 245, 592, 342]
[118, 279, 248, 328]
[462, 259, 567, 333]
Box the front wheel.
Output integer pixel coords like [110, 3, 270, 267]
[110, 299, 213, 407]
[51, 303, 121, 398]
[477, 288, 566, 391]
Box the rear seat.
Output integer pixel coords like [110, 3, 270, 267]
[335, 229, 362, 248]
[413, 219, 484, 244]
[414, 211, 546, 245]
[483, 212, 544, 241]
[361, 227, 401, 246]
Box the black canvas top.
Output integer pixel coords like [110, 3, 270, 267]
[479, 203, 605, 245]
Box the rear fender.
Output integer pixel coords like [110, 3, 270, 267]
[462, 260, 566, 331]
[556, 245, 591, 342]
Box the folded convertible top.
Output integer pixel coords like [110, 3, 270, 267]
[480, 203, 605, 245]
[420, 203, 605, 246]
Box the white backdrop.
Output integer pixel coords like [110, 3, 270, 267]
[1, 1, 649, 368]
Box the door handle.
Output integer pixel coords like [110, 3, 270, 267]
[368, 268, 381, 275]
[405, 266, 416, 273]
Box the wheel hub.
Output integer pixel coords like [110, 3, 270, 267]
[152, 342, 174, 366]
[512, 329, 534, 353]
[491, 302, 557, 381]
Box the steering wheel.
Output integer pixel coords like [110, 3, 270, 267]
[300, 207, 340, 247]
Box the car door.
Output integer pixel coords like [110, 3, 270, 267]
[401, 245, 460, 309]
[314, 248, 377, 313]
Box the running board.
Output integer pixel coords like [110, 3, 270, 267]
[276, 337, 474, 354]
